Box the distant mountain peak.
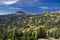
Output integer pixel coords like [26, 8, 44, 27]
[16, 11, 25, 13]
[15, 11, 26, 15]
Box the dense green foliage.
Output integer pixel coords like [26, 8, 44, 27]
[0, 11, 60, 40]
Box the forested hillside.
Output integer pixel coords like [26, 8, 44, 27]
[0, 11, 60, 40]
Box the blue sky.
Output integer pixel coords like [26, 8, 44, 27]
[0, 0, 60, 15]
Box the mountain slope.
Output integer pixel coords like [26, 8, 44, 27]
[0, 11, 60, 28]
[0, 11, 60, 40]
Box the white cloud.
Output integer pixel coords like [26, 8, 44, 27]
[17, 0, 39, 7]
[39, 6, 60, 9]
[50, 7, 60, 9]
[0, 0, 18, 5]
[9, 7, 23, 11]
[39, 6, 49, 9]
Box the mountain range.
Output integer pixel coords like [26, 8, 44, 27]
[0, 11, 60, 29]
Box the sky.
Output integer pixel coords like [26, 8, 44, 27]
[0, 0, 60, 15]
